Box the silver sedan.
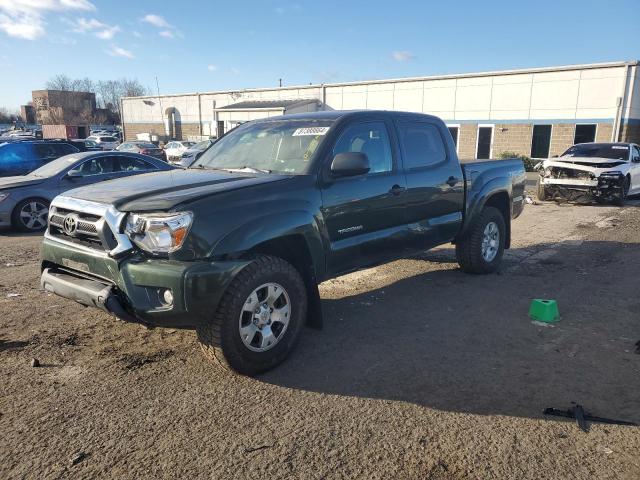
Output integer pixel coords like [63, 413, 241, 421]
[0, 151, 173, 232]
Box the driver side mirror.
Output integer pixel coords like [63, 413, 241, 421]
[66, 169, 82, 179]
[330, 152, 370, 177]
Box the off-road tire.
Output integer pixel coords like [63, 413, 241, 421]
[613, 176, 630, 206]
[11, 198, 50, 232]
[196, 255, 307, 376]
[455, 207, 506, 274]
[536, 176, 548, 201]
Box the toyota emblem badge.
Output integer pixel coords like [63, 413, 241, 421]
[63, 213, 79, 236]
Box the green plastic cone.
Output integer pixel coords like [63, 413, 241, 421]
[529, 299, 559, 323]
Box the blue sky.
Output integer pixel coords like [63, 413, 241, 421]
[0, 0, 638, 110]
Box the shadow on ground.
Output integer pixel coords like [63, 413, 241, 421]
[261, 240, 640, 425]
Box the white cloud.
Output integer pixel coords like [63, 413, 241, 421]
[95, 25, 119, 39]
[132, 30, 141, 38]
[141, 14, 171, 28]
[108, 45, 133, 59]
[71, 17, 119, 40]
[207, 64, 218, 72]
[141, 13, 182, 39]
[73, 17, 104, 32]
[392, 50, 415, 62]
[0, 0, 94, 40]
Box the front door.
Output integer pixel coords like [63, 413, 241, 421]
[321, 120, 407, 276]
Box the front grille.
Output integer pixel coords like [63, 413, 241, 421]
[48, 206, 118, 252]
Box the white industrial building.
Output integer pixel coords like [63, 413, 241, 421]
[121, 60, 640, 159]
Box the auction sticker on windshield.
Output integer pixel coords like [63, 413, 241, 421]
[292, 127, 330, 136]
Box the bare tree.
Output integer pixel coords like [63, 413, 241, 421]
[46, 74, 74, 91]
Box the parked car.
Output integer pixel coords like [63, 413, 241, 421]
[537, 142, 640, 205]
[0, 151, 173, 232]
[175, 139, 215, 167]
[70, 139, 103, 152]
[40, 110, 525, 375]
[86, 135, 119, 150]
[164, 141, 196, 161]
[116, 141, 166, 161]
[0, 139, 80, 177]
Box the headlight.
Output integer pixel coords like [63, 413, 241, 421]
[125, 211, 193, 254]
[0, 192, 9, 203]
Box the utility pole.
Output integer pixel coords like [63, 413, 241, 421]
[279, 78, 282, 87]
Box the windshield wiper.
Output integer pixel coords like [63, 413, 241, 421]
[224, 166, 271, 174]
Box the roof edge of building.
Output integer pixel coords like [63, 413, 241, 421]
[123, 60, 639, 101]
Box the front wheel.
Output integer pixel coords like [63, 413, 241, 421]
[536, 176, 548, 201]
[455, 207, 506, 274]
[613, 176, 630, 206]
[197, 255, 307, 376]
[11, 198, 49, 232]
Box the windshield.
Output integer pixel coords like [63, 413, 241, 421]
[562, 144, 630, 160]
[30, 154, 82, 177]
[193, 119, 335, 174]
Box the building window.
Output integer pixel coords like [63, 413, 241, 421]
[447, 125, 459, 149]
[574, 124, 597, 144]
[476, 125, 493, 159]
[530, 124, 552, 158]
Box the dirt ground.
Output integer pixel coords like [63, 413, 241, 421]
[1, 195, 639, 479]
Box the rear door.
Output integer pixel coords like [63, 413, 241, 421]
[111, 156, 160, 179]
[320, 118, 408, 275]
[395, 120, 464, 249]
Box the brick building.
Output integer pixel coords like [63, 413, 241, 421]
[121, 60, 640, 157]
[31, 90, 98, 125]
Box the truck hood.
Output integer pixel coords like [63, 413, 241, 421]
[64, 168, 291, 211]
[0, 175, 46, 190]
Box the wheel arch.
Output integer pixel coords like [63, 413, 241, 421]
[247, 234, 323, 329]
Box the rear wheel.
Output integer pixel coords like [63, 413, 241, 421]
[196, 255, 307, 376]
[536, 176, 548, 201]
[456, 207, 506, 274]
[11, 198, 49, 232]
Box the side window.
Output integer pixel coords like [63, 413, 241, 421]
[56, 144, 78, 156]
[399, 123, 447, 169]
[633, 146, 640, 161]
[166, 142, 174, 149]
[34, 143, 60, 162]
[115, 157, 156, 172]
[76, 156, 115, 176]
[332, 122, 393, 174]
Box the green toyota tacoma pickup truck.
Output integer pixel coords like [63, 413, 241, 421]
[40, 110, 525, 375]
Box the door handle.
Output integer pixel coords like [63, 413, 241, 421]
[446, 176, 459, 187]
[389, 184, 406, 196]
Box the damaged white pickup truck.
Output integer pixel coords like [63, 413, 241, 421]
[537, 142, 640, 205]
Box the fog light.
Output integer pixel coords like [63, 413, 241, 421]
[160, 288, 174, 306]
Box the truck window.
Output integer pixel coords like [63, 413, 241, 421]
[399, 123, 446, 169]
[332, 122, 392, 174]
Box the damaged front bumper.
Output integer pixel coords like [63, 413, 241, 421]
[40, 236, 251, 329]
[540, 171, 625, 201]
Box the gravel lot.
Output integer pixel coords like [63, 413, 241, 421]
[1, 195, 639, 479]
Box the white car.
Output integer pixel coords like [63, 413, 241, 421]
[164, 141, 196, 162]
[86, 135, 119, 150]
[537, 142, 640, 205]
